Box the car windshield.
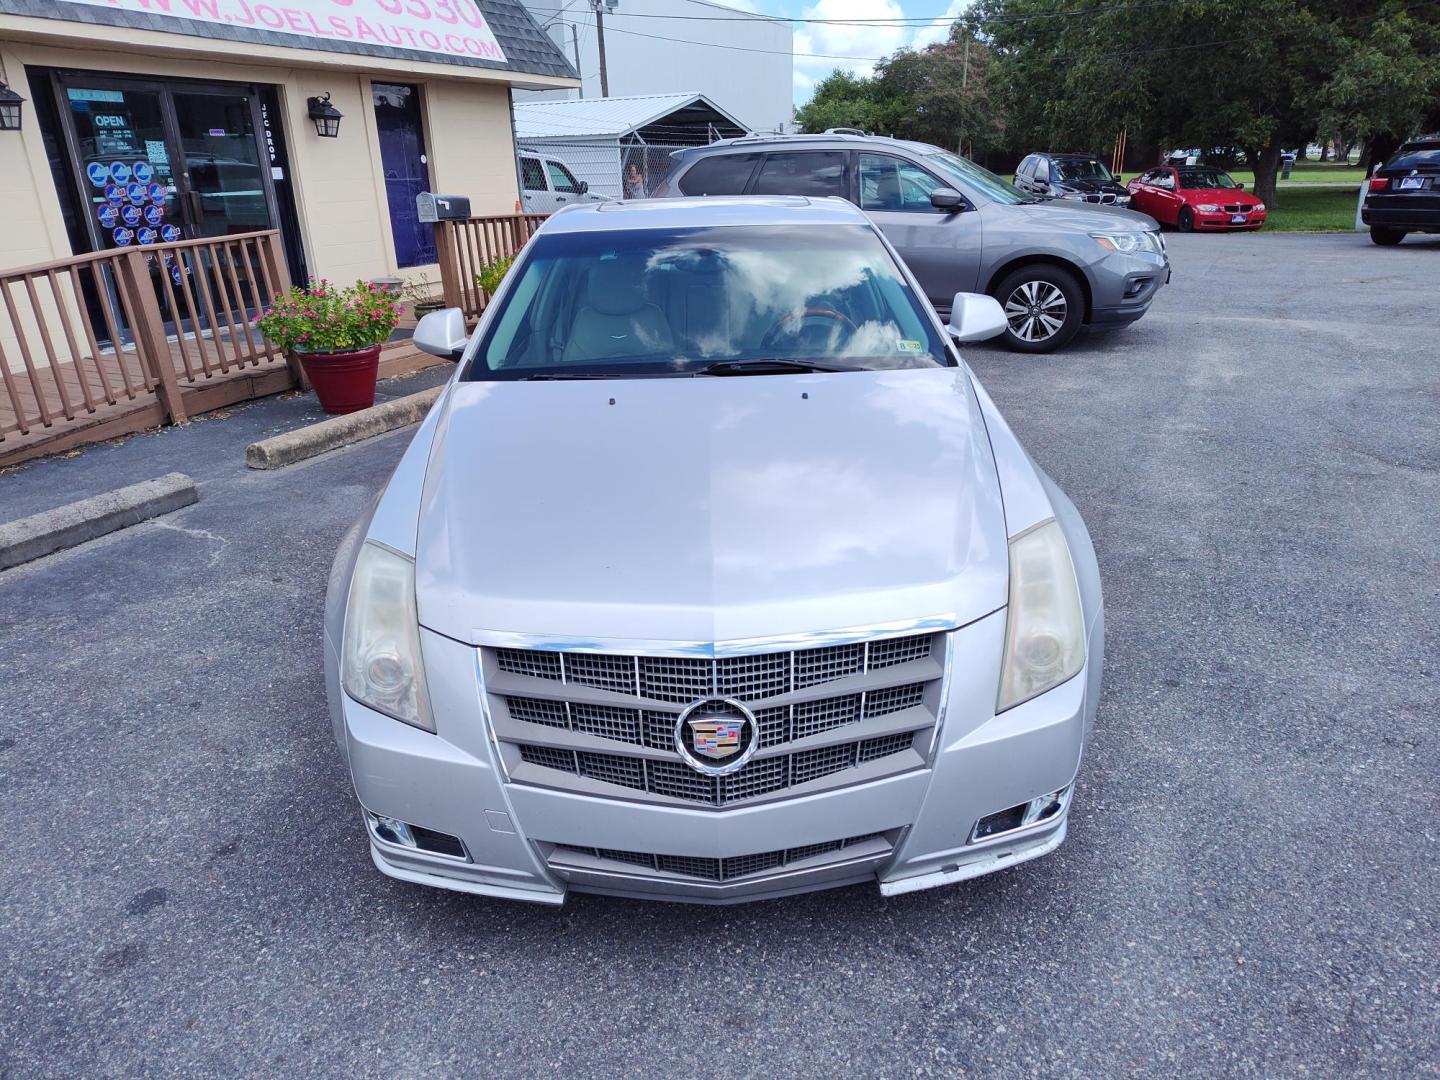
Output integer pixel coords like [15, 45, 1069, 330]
[923, 149, 1040, 204]
[467, 224, 950, 379]
[1177, 169, 1238, 190]
[1053, 157, 1113, 181]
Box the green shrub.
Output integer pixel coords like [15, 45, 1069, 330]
[476, 255, 514, 297]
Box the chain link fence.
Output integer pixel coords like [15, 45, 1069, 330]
[515, 136, 720, 203]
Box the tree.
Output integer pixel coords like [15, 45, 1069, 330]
[872, 28, 1001, 156]
[795, 28, 1000, 158]
[794, 70, 899, 136]
[1318, 8, 1440, 169]
[963, 0, 1439, 206]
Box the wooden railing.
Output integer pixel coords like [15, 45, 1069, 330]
[433, 213, 548, 321]
[0, 230, 293, 445]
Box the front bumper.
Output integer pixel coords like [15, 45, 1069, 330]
[1190, 208, 1267, 230]
[1089, 247, 1170, 327]
[332, 607, 1102, 905]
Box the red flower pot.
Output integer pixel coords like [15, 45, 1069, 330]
[295, 345, 381, 415]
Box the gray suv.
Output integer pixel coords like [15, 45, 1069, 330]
[653, 133, 1170, 353]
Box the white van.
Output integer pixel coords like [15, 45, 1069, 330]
[518, 152, 603, 213]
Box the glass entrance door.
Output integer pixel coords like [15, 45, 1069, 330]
[55, 74, 287, 351]
[59, 75, 280, 251]
[171, 90, 272, 239]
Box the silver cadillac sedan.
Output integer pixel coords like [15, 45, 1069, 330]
[324, 196, 1103, 905]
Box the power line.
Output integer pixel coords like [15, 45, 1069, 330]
[592, 20, 890, 60]
[525, 0, 1204, 27]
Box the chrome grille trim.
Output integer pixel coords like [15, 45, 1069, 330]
[548, 833, 888, 882]
[503, 680, 927, 753]
[517, 732, 918, 807]
[490, 630, 946, 809]
[495, 631, 939, 702]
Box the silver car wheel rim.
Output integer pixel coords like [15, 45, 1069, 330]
[1003, 280, 1067, 342]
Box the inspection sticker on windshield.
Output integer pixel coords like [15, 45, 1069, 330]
[897, 339, 925, 354]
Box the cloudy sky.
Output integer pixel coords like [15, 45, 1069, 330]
[732, 0, 974, 104]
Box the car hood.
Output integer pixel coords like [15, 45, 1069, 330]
[1006, 200, 1157, 230]
[414, 369, 1010, 646]
[1053, 177, 1128, 196]
[1179, 189, 1262, 205]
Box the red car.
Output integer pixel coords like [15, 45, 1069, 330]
[1126, 165, 1267, 231]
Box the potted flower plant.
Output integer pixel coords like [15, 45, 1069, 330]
[256, 279, 402, 415]
[402, 273, 446, 319]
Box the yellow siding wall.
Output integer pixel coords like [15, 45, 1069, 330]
[424, 79, 519, 217]
[0, 39, 521, 289]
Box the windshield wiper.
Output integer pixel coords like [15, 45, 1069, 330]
[696, 359, 847, 376]
[518, 372, 611, 380]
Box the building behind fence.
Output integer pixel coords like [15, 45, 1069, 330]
[513, 93, 748, 201]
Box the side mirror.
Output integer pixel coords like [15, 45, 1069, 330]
[946, 292, 1007, 343]
[414, 307, 469, 362]
[578, 180, 589, 194]
[1113, 176, 1123, 185]
[1235, 181, 1245, 189]
[930, 187, 967, 212]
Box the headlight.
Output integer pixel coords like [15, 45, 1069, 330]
[1253, 202, 1266, 212]
[1116, 194, 1131, 204]
[997, 520, 1086, 712]
[1058, 191, 1086, 200]
[342, 541, 434, 731]
[1091, 231, 1159, 254]
[1197, 203, 1221, 212]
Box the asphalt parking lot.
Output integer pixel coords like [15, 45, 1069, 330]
[2, 231, 1437, 1078]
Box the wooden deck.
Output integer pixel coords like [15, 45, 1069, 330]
[0, 336, 444, 468]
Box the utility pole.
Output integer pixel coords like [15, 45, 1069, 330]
[591, 0, 617, 99]
[571, 23, 583, 98]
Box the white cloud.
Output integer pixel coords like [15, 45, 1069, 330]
[790, 0, 976, 104]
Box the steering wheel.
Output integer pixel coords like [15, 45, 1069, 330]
[761, 306, 856, 350]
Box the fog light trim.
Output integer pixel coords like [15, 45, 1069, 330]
[365, 811, 470, 861]
[969, 786, 1071, 844]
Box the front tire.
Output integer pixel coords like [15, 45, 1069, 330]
[993, 265, 1085, 354]
[1369, 226, 1406, 246]
[1178, 207, 1195, 232]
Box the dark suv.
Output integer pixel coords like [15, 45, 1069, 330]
[1014, 152, 1132, 207]
[1362, 135, 1440, 245]
[653, 133, 1168, 353]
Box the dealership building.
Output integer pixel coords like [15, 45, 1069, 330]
[0, 0, 577, 287]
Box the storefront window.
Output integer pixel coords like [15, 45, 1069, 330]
[66, 86, 179, 251]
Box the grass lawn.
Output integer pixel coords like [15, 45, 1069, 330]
[1264, 185, 1363, 232]
[1226, 160, 1368, 187]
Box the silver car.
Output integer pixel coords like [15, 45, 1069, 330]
[652, 132, 1170, 353]
[325, 196, 1104, 905]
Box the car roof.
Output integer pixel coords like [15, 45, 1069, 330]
[689, 132, 943, 157]
[537, 195, 873, 233]
[1048, 152, 1104, 159]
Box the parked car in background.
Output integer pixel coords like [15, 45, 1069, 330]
[1126, 165, 1267, 231]
[654, 133, 1169, 353]
[328, 195, 1104, 905]
[1361, 134, 1440, 245]
[1014, 152, 1131, 207]
[518, 152, 603, 214]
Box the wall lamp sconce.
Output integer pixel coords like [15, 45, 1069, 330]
[307, 92, 342, 138]
[0, 81, 25, 132]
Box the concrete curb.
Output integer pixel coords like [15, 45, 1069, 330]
[0, 472, 198, 572]
[245, 386, 443, 470]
